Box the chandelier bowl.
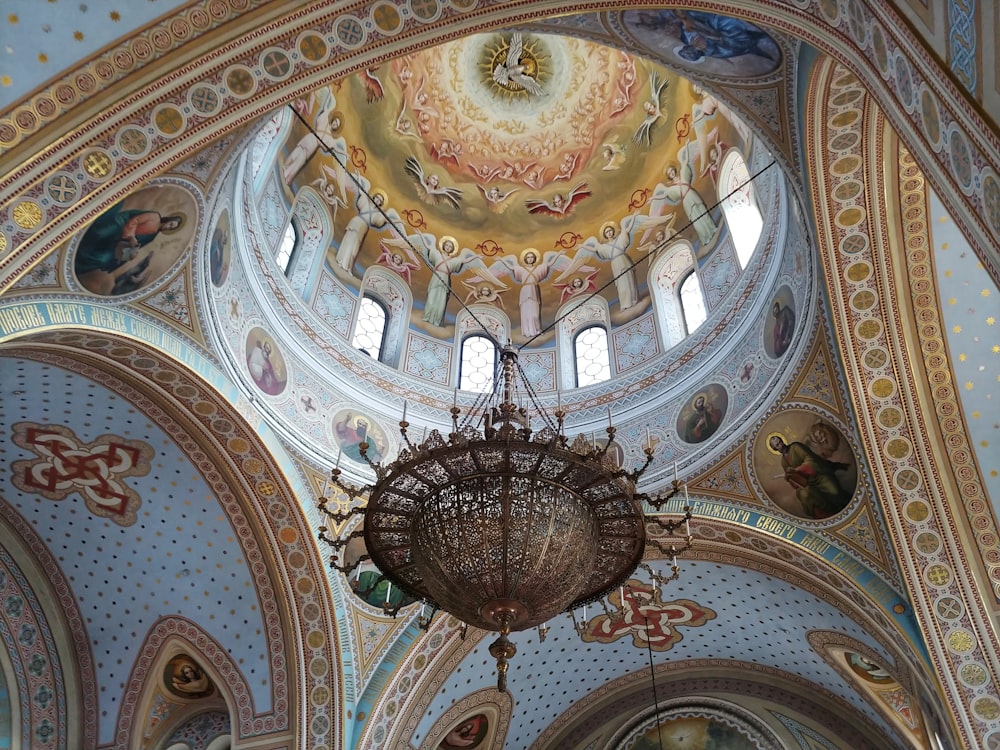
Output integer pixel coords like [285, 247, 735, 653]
[364, 434, 647, 631]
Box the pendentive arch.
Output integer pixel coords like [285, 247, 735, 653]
[0, 328, 342, 750]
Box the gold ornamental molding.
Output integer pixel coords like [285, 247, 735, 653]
[808, 56, 1000, 748]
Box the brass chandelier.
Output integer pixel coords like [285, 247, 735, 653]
[318, 346, 692, 690]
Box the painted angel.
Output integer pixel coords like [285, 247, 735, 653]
[524, 183, 591, 217]
[462, 278, 507, 307]
[477, 184, 519, 213]
[553, 266, 599, 304]
[376, 236, 420, 284]
[335, 173, 403, 275]
[632, 71, 670, 146]
[557, 211, 678, 312]
[404, 156, 463, 208]
[647, 143, 718, 246]
[381, 234, 505, 326]
[488, 249, 571, 337]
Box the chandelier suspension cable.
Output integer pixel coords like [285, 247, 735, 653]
[640, 593, 667, 750]
[289, 104, 776, 366]
[518, 158, 778, 349]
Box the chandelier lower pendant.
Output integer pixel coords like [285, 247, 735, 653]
[318, 347, 692, 691]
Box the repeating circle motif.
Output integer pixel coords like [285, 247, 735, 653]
[298, 33, 328, 62]
[869, 377, 895, 399]
[833, 180, 863, 202]
[835, 206, 865, 228]
[935, 595, 963, 620]
[878, 407, 904, 430]
[862, 347, 887, 368]
[153, 105, 185, 136]
[855, 319, 882, 341]
[973, 697, 1000, 720]
[885, 437, 911, 460]
[948, 128, 974, 190]
[45, 174, 80, 206]
[831, 109, 861, 129]
[117, 127, 150, 156]
[871, 24, 888, 74]
[260, 48, 293, 81]
[225, 65, 257, 98]
[370, 1, 404, 33]
[893, 54, 915, 109]
[914, 531, 940, 554]
[982, 171, 1000, 236]
[188, 85, 221, 116]
[919, 89, 941, 146]
[832, 154, 861, 175]
[839, 233, 868, 255]
[959, 662, 988, 687]
[924, 563, 952, 588]
[335, 15, 367, 48]
[845, 261, 872, 282]
[410, 0, 440, 20]
[904, 499, 929, 523]
[947, 628, 975, 653]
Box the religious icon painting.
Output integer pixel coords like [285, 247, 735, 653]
[438, 713, 489, 750]
[753, 408, 858, 520]
[244, 327, 288, 396]
[331, 408, 388, 464]
[163, 654, 215, 699]
[621, 10, 783, 79]
[676, 383, 728, 444]
[209, 208, 231, 287]
[73, 183, 198, 297]
[341, 522, 417, 611]
[764, 284, 796, 359]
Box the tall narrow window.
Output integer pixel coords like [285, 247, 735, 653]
[719, 150, 762, 268]
[276, 220, 299, 275]
[574, 326, 611, 387]
[460, 335, 497, 392]
[679, 272, 707, 334]
[352, 296, 388, 360]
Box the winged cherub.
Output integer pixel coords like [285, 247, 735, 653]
[492, 32, 545, 96]
[477, 184, 519, 213]
[632, 71, 670, 146]
[403, 156, 463, 208]
[524, 183, 591, 217]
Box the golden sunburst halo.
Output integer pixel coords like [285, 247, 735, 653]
[481, 34, 548, 99]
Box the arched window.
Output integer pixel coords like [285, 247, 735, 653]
[275, 220, 299, 275]
[719, 149, 763, 268]
[351, 295, 388, 361]
[679, 271, 707, 334]
[574, 325, 611, 387]
[459, 335, 497, 393]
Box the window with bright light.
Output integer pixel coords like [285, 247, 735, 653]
[352, 296, 388, 360]
[574, 326, 611, 387]
[719, 150, 762, 268]
[276, 220, 299, 275]
[679, 272, 707, 334]
[460, 335, 497, 392]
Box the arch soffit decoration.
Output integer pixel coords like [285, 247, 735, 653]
[365, 520, 925, 750]
[0, 0, 996, 290]
[806, 57, 998, 748]
[0, 330, 340, 749]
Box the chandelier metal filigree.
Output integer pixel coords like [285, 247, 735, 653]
[318, 346, 692, 690]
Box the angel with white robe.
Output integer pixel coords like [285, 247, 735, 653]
[487, 249, 570, 337]
[647, 143, 718, 246]
[335, 173, 403, 276]
[381, 234, 505, 327]
[557, 211, 677, 312]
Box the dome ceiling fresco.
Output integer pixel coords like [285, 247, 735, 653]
[281, 31, 760, 343]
